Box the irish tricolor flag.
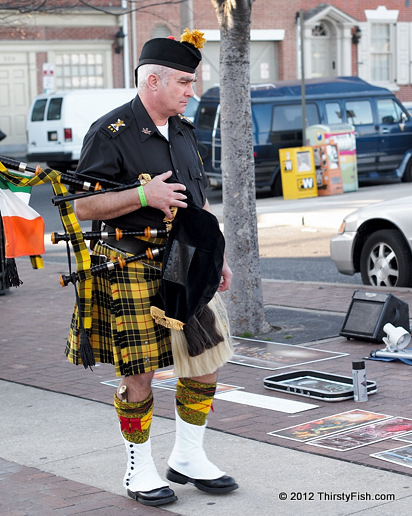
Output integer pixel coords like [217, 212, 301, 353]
[0, 175, 45, 258]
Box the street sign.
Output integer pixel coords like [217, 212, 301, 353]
[42, 63, 55, 93]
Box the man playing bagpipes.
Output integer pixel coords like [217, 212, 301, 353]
[67, 29, 238, 506]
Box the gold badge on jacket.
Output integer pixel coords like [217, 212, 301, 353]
[108, 119, 126, 132]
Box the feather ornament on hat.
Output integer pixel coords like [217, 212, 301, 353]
[180, 28, 207, 49]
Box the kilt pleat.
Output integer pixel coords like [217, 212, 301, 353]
[65, 239, 173, 376]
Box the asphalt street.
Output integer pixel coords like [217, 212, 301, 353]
[258, 225, 361, 284]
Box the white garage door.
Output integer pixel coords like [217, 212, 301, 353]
[0, 58, 30, 150]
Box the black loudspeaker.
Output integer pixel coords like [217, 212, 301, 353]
[340, 290, 410, 343]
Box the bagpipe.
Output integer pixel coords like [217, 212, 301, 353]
[0, 156, 166, 368]
[0, 156, 231, 377]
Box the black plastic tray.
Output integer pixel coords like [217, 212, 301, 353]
[263, 370, 377, 402]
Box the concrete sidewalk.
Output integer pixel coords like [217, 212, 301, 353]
[1, 380, 412, 516]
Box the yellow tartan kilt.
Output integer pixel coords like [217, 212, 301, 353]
[65, 239, 172, 376]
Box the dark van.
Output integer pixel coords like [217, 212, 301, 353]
[194, 77, 412, 195]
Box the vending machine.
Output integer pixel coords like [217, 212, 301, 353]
[306, 124, 358, 192]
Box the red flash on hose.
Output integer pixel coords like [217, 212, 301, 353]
[120, 416, 142, 434]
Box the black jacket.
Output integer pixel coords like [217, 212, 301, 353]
[76, 95, 208, 230]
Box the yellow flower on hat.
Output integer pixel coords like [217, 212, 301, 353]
[180, 28, 206, 49]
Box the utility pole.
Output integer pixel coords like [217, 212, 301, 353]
[299, 10, 306, 145]
[121, 0, 131, 88]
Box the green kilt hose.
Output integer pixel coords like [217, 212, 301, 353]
[66, 237, 173, 376]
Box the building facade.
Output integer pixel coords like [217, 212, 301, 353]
[1, 1, 412, 152]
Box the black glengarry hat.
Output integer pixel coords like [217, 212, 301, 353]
[135, 29, 206, 85]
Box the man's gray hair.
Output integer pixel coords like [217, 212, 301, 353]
[137, 64, 173, 92]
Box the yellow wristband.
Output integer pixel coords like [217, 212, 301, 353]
[137, 185, 147, 208]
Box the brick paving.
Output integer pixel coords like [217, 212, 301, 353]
[2, 259, 412, 514]
[0, 458, 176, 516]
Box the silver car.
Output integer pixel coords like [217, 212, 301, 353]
[330, 196, 412, 287]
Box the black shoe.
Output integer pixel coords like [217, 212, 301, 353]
[166, 467, 239, 494]
[127, 486, 177, 506]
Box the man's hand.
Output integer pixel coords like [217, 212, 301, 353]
[144, 170, 187, 219]
[218, 257, 232, 292]
[75, 170, 187, 222]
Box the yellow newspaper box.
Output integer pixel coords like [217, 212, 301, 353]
[279, 147, 317, 200]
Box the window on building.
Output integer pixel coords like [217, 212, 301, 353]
[312, 23, 328, 37]
[370, 24, 391, 82]
[55, 53, 104, 89]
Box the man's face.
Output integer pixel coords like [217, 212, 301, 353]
[158, 69, 196, 117]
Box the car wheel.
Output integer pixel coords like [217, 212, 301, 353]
[360, 229, 412, 287]
[402, 159, 412, 182]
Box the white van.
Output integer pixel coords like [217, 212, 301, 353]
[26, 88, 137, 170]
